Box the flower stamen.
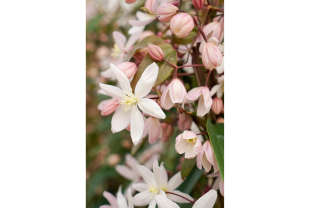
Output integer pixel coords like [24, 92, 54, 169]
[120, 95, 138, 111]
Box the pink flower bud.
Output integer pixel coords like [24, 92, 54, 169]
[148, 44, 164, 61]
[178, 113, 192, 131]
[211, 97, 223, 115]
[116, 62, 138, 79]
[161, 78, 187, 110]
[144, 0, 156, 13]
[101, 99, 120, 116]
[221, 104, 224, 114]
[126, 0, 137, 4]
[160, 123, 174, 142]
[192, 0, 204, 10]
[202, 41, 222, 70]
[216, 117, 224, 123]
[202, 21, 223, 42]
[170, 13, 194, 38]
[157, 3, 178, 22]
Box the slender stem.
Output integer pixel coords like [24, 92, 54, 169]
[165, 191, 195, 204]
[163, 59, 178, 68]
[170, 71, 208, 77]
[192, 16, 208, 42]
[205, 70, 212, 86]
[177, 64, 205, 69]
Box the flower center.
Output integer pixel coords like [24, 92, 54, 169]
[120, 95, 138, 111]
[111, 43, 122, 59]
[148, 186, 160, 195]
[186, 137, 197, 143]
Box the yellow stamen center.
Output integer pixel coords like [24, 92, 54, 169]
[111, 43, 122, 59]
[186, 137, 197, 143]
[148, 186, 160, 195]
[120, 95, 138, 111]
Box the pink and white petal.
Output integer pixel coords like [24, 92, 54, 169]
[196, 148, 204, 170]
[148, 199, 157, 208]
[97, 98, 114, 111]
[113, 31, 126, 51]
[184, 144, 198, 159]
[167, 190, 194, 203]
[175, 139, 189, 154]
[219, 179, 224, 196]
[213, 162, 219, 173]
[130, 105, 144, 145]
[129, 18, 155, 27]
[161, 87, 174, 110]
[201, 154, 212, 172]
[143, 153, 160, 170]
[154, 194, 180, 208]
[135, 62, 159, 98]
[210, 84, 221, 97]
[125, 154, 140, 170]
[167, 172, 183, 191]
[217, 88, 223, 98]
[117, 187, 127, 208]
[175, 133, 183, 143]
[101, 68, 115, 79]
[135, 165, 156, 185]
[187, 87, 203, 101]
[128, 25, 145, 35]
[205, 141, 217, 165]
[125, 30, 143, 51]
[111, 107, 131, 133]
[159, 163, 168, 187]
[211, 176, 221, 190]
[216, 56, 224, 74]
[169, 79, 186, 104]
[148, 118, 161, 144]
[103, 191, 118, 207]
[99, 83, 125, 100]
[197, 97, 209, 117]
[133, 191, 153, 206]
[132, 183, 149, 192]
[182, 131, 198, 140]
[115, 165, 136, 180]
[192, 189, 217, 208]
[127, 188, 134, 208]
[193, 139, 202, 153]
[141, 117, 151, 139]
[99, 205, 112, 208]
[138, 98, 165, 119]
[110, 63, 132, 95]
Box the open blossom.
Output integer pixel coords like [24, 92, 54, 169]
[99, 62, 166, 145]
[157, 3, 178, 22]
[160, 78, 187, 110]
[141, 117, 163, 144]
[175, 131, 202, 158]
[196, 140, 219, 173]
[133, 159, 193, 207]
[210, 75, 224, 98]
[100, 186, 133, 208]
[170, 13, 194, 38]
[187, 87, 213, 117]
[154, 189, 217, 208]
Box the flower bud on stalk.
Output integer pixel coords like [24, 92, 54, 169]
[203, 22, 223, 43]
[148, 44, 164, 61]
[161, 78, 188, 110]
[144, 0, 156, 13]
[157, 3, 178, 22]
[202, 41, 222, 70]
[125, 0, 137, 4]
[170, 13, 194, 38]
[116, 62, 138, 79]
[101, 99, 120, 116]
[192, 0, 204, 10]
[160, 123, 174, 142]
[178, 113, 192, 131]
[211, 97, 223, 115]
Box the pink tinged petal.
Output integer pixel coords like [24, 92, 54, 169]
[187, 87, 204, 101]
[97, 98, 114, 111]
[169, 78, 187, 104]
[138, 98, 166, 119]
[101, 68, 115, 79]
[99, 83, 125, 100]
[113, 31, 126, 51]
[111, 107, 131, 133]
[143, 153, 160, 170]
[175, 139, 188, 154]
[202, 87, 213, 110]
[148, 118, 162, 144]
[167, 172, 183, 191]
[99, 206, 112, 208]
[211, 176, 221, 190]
[135, 62, 159, 98]
[160, 86, 174, 110]
[130, 106, 144, 145]
[196, 148, 204, 170]
[210, 84, 221, 97]
[175, 133, 183, 143]
[115, 165, 136, 180]
[219, 180, 224, 196]
[141, 117, 151, 139]
[135, 164, 156, 185]
[129, 18, 155, 27]
[133, 191, 153, 206]
[184, 143, 198, 159]
[125, 154, 140, 169]
[149, 198, 156, 208]
[154, 195, 180, 208]
[192, 189, 217, 208]
[213, 162, 219, 173]
[182, 131, 197, 140]
[110, 63, 132, 95]
[125, 30, 143, 51]
[132, 183, 149, 192]
[205, 140, 217, 165]
[201, 153, 212, 172]
[101, 99, 120, 116]
[167, 190, 194, 203]
[197, 97, 209, 117]
[117, 187, 127, 208]
[127, 188, 134, 208]
[193, 138, 202, 153]
[216, 56, 224, 74]
[103, 191, 118, 207]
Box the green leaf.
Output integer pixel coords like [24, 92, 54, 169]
[124, 36, 164, 62]
[180, 158, 197, 180]
[207, 119, 224, 181]
[172, 30, 198, 45]
[130, 43, 177, 92]
[178, 166, 204, 194]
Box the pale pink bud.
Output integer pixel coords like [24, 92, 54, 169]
[126, 0, 137, 3]
[161, 78, 187, 110]
[178, 113, 192, 131]
[160, 123, 174, 142]
[138, 30, 155, 41]
[144, 0, 156, 13]
[116, 62, 138, 79]
[192, 0, 204, 10]
[148, 44, 164, 61]
[202, 41, 222, 70]
[170, 13, 194, 38]
[216, 117, 224, 123]
[101, 99, 120, 116]
[202, 22, 223, 42]
[157, 3, 178, 22]
[175, 131, 202, 158]
[211, 97, 223, 115]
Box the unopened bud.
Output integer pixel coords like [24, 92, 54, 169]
[221, 104, 224, 114]
[202, 41, 222, 70]
[203, 22, 223, 43]
[101, 99, 120, 116]
[170, 13, 194, 38]
[211, 97, 223, 115]
[126, 0, 137, 4]
[192, 0, 204, 10]
[161, 123, 174, 142]
[144, 0, 156, 13]
[216, 117, 224, 123]
[148, 44, 164, 61]
[117, 62, 138, 79]
[178, 113, 192, 131]
[157, 3, 178, 22]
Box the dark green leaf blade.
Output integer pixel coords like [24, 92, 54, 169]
[180, 158, 197, 180]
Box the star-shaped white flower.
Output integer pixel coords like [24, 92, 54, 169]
[99, 62, 166, 145]
[100, 186, 133, 208]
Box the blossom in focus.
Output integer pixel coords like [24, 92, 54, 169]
[187, 86, 212, 117]
[196, 140, 219, 173]
[154, 189, 218, 208]
[99, 62, 166, 145]
[170, 13, 194, 38]
[210, 75, 224, 98]
[141, 117, 163, 144]
[192, 0, 204, 10]
[201, 38, 223, 70]
[157, 3, 179, 22]
[132, 159, 193, 207]
[178, 113, 192, 131]
[100, 186, 133, 208]
[148, 44, 164, 61]
[175, 131, 202, 158]
[160, 78, 187, 110]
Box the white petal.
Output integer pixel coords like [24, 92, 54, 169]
[216, 56, 224, 74]
[154, 194, 180, 208]
[138, 98, 166, 119]
[167, 190, 194, 203]
[132, 183, 149, 192]
[117, 187, 127, 208]
[192, 189, 217, 208]
[153, 159, 168, 188]
[125, 154, 140, 169]
[115, 165, 136, 180]
[201, 155, 212, 172]
[175, 139, 189, 154]
[130, 106, 144, 145]
[143, 153, 160, 170]
[127, 188, 134, 208]
[111, 107, 131, 133]
[101, 68, 115, 79]
[197, 97, 208, 117]
[113, 31, 126, 52]
[125, 30, 143, 51]
[137, 11, 155, 21]
[110, 63, 132, 95]
[167, 172, 183, 191]
[135, 62, 159, 98]
[99, 83, 125, 100]
[210, 84, 221, 97]
[135, 165, 156, 186]
[128, 26, 145, 35]
[103, 191, 118, 207]
[148, 199, 156, 208]
[133, 191, 153, 206]
[129, 17, 155, 26]
[97, 98, 114, 111]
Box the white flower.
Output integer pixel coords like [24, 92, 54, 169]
[154, 189, 218, 208]
[99, 62, 166, 145]
[129, 11, 157, 34]
[210, 75, 224, 98]
[100, 186, 133, 208]
[132, 159, 193, 208]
